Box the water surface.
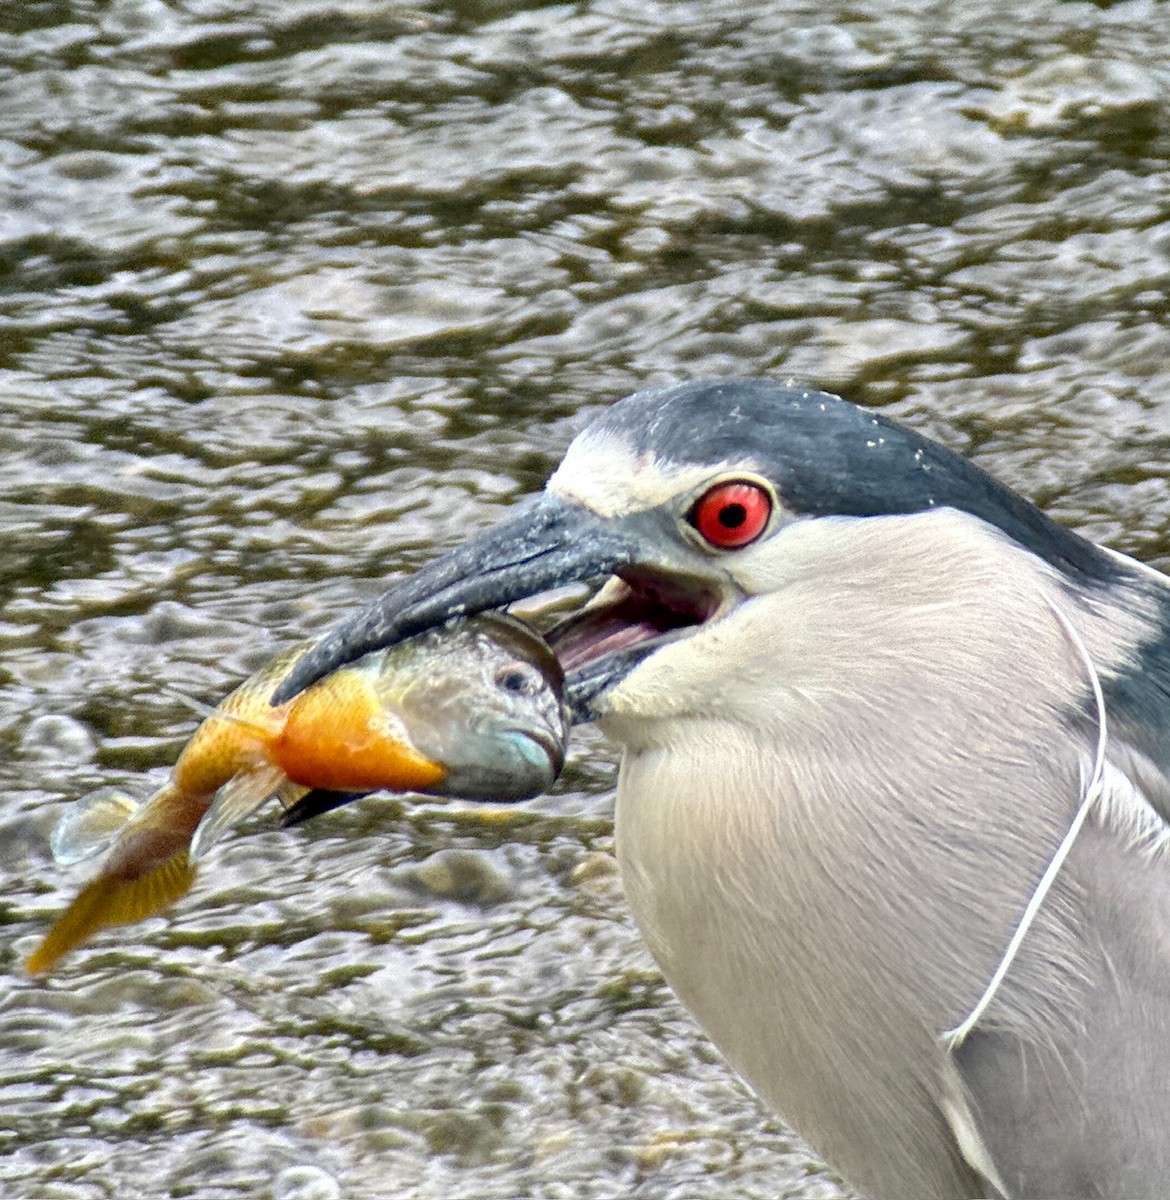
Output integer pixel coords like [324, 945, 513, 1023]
[4, 1, 1170, 1197]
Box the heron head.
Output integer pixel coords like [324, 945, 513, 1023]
[271, 379, 1114, 722]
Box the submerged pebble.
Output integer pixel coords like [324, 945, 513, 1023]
[406, 849, 515, 906]
[272, 1165, 342, 1200]
[20, 716, 97, 763]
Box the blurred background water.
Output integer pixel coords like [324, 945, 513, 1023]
[4, 1, 1170, 1197]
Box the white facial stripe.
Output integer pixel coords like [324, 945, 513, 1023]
[547, 427, 753, 517]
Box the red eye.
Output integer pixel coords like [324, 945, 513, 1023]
[691, 480, 773, 548]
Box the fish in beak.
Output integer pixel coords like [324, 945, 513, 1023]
[27, 613, 566, 975]
[270, 492, 737, 723]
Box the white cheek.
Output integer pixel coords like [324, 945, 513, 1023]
[597, 507, 1117, 745]
[600, 597, 785, 736]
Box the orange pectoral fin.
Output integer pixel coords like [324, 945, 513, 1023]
[274, 671, 445, 793]
[25, 851, 198, 975]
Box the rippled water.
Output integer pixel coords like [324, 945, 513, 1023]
[4, 1, 1170, 1197]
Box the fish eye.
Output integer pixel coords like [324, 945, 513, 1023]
[495, 663, 543, 697]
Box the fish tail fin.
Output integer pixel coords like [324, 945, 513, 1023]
[25, 852, 198, 976]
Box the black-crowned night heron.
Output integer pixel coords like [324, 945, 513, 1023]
[273, 379, 1170, 1200]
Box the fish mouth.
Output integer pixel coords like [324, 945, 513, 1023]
[270, 492, 734, 723]
[513, 724, 567, 774]
[431, 721, 567, 802]
[508, 722, 567, 786]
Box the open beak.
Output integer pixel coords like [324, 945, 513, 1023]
[271, 492, 733, 722]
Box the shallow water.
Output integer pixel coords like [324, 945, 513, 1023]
[4, 1, 1170, 1197]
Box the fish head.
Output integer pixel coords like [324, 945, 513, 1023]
[368, 612, 569, 801]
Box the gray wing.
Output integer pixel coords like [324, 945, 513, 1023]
[945, 761, 1170, 1200]
[1095, 554, 1170, 824]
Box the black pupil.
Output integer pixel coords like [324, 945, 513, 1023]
[719, 502, 747, 529]
[499, 668, 532, 694]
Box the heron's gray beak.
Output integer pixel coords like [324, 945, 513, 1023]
[271, 492, 728, 722]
